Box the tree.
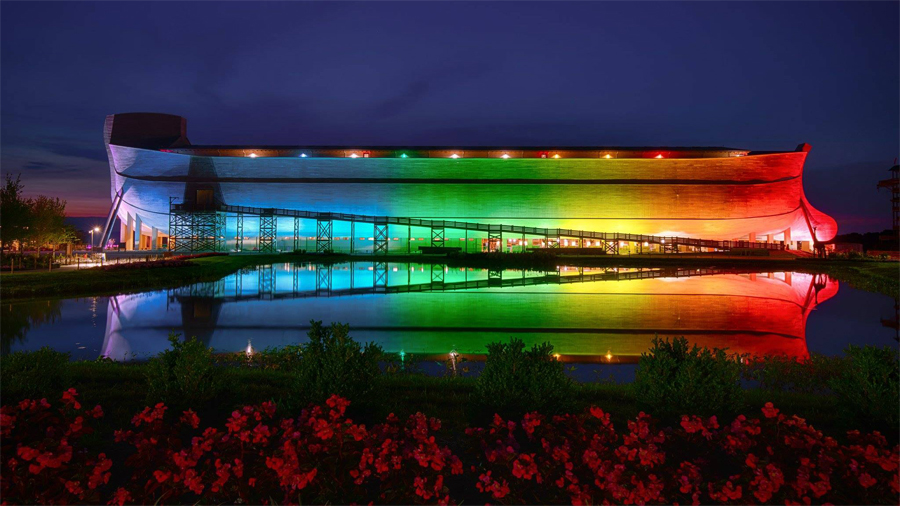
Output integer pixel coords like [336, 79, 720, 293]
[28, 195, 71, 249]
[0, 173, 32, 248]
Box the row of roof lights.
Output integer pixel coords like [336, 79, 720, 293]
[242, 151, 666, 159]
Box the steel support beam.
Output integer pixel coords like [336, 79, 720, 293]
[259, 214, 276, 253]
[374, 222, 389, 255]
[168, 206, 224, 253]
[235, 213, 244, 252]
[431, 227, 445, 247]
[316, 219, 333, 253]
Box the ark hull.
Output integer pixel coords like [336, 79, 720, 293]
[104, 113, 838, 250]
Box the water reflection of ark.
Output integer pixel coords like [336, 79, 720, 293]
[99, 264, 838, 363]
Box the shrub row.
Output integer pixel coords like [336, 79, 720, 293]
[3, 331, 898, 428]
[1, 390, 898, 504]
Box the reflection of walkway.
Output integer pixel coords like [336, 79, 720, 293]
[170, 263, 805, 302]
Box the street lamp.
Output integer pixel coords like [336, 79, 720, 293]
[90, 227, 100, 249]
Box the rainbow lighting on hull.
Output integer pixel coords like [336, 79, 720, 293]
[101, 113, 837, 253]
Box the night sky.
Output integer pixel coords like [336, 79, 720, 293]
[2, 2, 897, 233]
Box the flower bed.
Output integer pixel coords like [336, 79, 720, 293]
[2, 390, 897, 505]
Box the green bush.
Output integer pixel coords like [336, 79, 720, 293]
[829, 345, 899, 427]
[744, 353, 845, 394]
[290, 321, 383, 407]
[474, 338, 573, 417]
[634, 337, 743, 417]
[0, 347, 69, 401]
[145, 334, 222, 407]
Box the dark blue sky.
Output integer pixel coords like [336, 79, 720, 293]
[2, 1, 897, 232]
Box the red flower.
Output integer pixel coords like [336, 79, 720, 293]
[180, 410, 200, 429]
[153, 470, 171, 483]
[858, 473, 877, 488]
[761, 402, 780, 419]
[61, 388, 82, 410]
[312, 418, 334, 440]
[522, 412, 542, 437]
[108, 487, 132, 506]
[512, 454, 540, 481]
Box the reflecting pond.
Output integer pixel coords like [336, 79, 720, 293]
[3, 263, 898, 373]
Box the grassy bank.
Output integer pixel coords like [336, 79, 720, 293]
[0, 357, 870, 441]
[3, 336, 897, 442]
[2, 251, 897, 301]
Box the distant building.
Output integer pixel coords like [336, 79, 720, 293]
[100, 113, 838, 253]
[877, 164, 899, 233]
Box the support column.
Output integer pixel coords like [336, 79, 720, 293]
[431, 226, 445, 247]
[125, 213, 134, 251]
[748, 232, 756, 243]
[783, 228, 792, 248]
[151, 227, 158, 250]
[316, 219, 333, 253]
[374, 222, 388, 255]
[766, 234, 773, 243]
[259, 214, 276, 253]
[134, 215, 142, 251]
[236, 214, 244, 252]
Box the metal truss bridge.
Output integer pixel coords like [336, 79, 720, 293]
[168, 202, 786, 255]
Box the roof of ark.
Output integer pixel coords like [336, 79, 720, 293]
[105, 113, 809, 159]
[152, 145, 768, 159]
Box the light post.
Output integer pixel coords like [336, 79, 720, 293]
[90, 226, 100, 250]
